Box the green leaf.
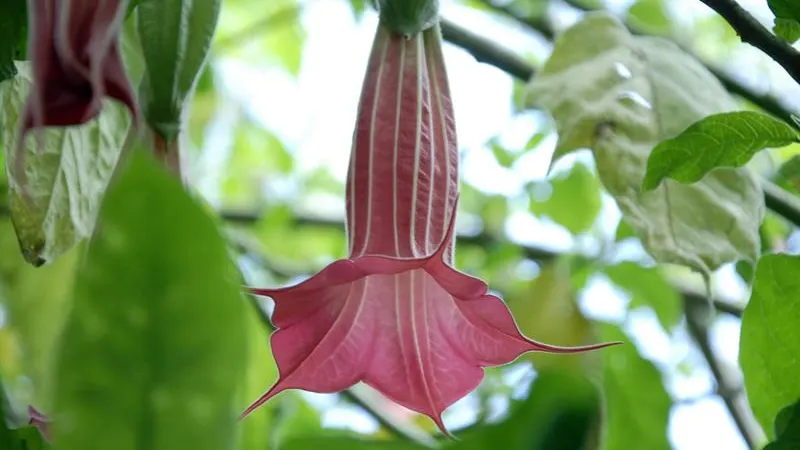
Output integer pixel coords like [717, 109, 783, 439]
[0, 0, 25, 82]
[507, 262, 596, 372]
[137, 0, 221, 139]
[774, 19, 800, 44]
[524, 132, 546, 151]
[348, 0, 368, 19]
[1, 377, 19, 450]
[775, 154, 800, 194]
[740, 254, 800, 439]
[1, 63, 130, 266]
[614, 218, 638, 242]
[0, 218, 79, 408]
[216, 0, 306, 76]
[490, 141, 517, 168]
[237, 303, 278, 450]
[643, 112, 800, 190]
[601, 325, 672, 450]
[221, 122, 294, 207]
[627, 0, 672, 35]
[529, 162, 601, 234]
[768, 0, 800, 43]
[51, 150, 247, 450]
[604, 262, 681, 330]
[526, 13, 764, 275]
[765, 399, 800, 449]
[283, 369, 601, 450]
[14, 426, 46, 450]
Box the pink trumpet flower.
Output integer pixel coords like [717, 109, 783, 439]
[20, 0, 137, 135]
[244, 23, 620, 435]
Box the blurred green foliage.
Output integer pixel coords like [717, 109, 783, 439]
[0, 0, 798, 449]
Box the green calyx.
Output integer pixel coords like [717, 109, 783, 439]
[378, 0, 440, 36]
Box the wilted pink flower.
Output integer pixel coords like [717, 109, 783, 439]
[21, 0, 137, 134]
[243, 23, 619, 435]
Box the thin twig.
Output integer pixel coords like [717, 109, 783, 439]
[221, 209, 746, 317]
[698, 0, 800, 86]
[684, 297, 766, 448]
[437, 18, 800, 231]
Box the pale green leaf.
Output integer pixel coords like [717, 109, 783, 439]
[601, 325, 672, 449]
[529, 162, 601, 234]
[1, 63, 130, 266]
[643, 112, 799, 190]
[740, 254, 800, 439]
[604, 261, 681, 330]
[768, 0, 800, 43]
[52, 151, 247, 450]
[526, 13, 764, 275]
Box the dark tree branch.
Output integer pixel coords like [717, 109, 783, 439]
[437, 18, 800, 232]
[222, 209, 746, 317]
[479, 0, 798, 129]
[698, 0, 800, 86]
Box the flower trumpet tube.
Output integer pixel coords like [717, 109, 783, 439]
[244, 23, 620, 434]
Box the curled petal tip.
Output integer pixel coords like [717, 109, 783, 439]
[239, 383, 283, 420]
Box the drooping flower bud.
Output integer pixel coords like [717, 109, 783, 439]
[243, 21, 619, 436]
[20, 0, 138, 134]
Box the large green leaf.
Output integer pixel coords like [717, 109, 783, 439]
[529, 162, 602, 234]
[0, 0, 25, 82]
[601, 325, 672, 449]
[740, 254, 800, 439]
[237, 303, 278, 450]
[526, 13, 764, 275]
[137, 0, 221, 138]
[0, 218, 79, 408]
[1, 63, 131, 266]
[643, 112, 800, 190]
[283, 369, 602, 450]
[604, 261, 681, 331]
[765, 399, 800, 449]
[51, 151, 247, 450]
[768, 0, 800, 43]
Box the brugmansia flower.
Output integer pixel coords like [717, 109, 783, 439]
[244, 21, 618, 434]
[20, 0, 138, 135]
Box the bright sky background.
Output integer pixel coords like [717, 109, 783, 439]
[197, 0, 798, 448]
